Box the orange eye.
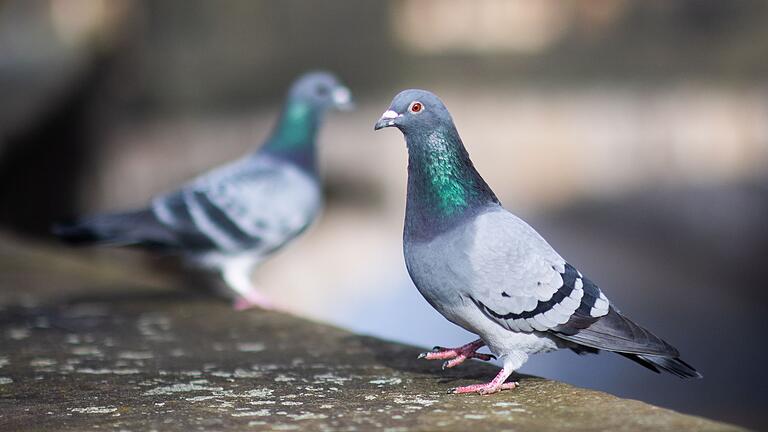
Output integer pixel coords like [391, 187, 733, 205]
[410, 102, 423, 113]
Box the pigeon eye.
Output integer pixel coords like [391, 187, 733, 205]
[409, 101, 424, 114]
[316, 85, 330, 96]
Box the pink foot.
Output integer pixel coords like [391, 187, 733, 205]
[451, 381, 518, 395]
[233, 292, 274, 311]
[418, 339, 495, 369]
[450, 366, 518, 395]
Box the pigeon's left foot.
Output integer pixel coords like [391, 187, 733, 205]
[450, 366, 518, 395]
[418, 339, 495, 369]
[220, 257, 274, 311]
[233, 291, 274, 311]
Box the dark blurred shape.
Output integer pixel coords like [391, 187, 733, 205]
[0, 61, 105, 233]
[0, 0, 135, 233]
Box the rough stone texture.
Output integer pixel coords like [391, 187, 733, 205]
[0, 233, 743, 432]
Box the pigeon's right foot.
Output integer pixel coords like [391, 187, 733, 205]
[418, 339, 495, 369]
[450, 366, 518, 395]
[451, 381, 518, 395]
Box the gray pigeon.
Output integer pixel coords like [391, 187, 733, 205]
[55, 71, 353, 309]
[374, 89, 701, 395]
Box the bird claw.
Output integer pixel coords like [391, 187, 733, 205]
[474, 353, 496, 361]
[419, 340, 494, 367]
[478, 387, 498, 395]
[451, 381, 518, 395]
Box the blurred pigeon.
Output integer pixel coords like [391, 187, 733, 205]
[55, 71, 353, 309]
[374, 89, 701, 394]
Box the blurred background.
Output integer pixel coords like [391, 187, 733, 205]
[1, 0, 767, 429]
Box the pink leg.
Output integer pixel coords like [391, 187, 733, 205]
[418, 339, 496, 369]
[451, 366, 518, 395]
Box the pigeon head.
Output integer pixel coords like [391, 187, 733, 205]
[289, 71, 354, 111]
[375, 89, 499, 237]
[262, 71, 352, 172]
[373, 89, 452, 133]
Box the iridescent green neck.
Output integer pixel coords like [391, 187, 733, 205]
[405, 127, 498, 238]
[421, 141, 473, 215]
[262, 100, 319, 171]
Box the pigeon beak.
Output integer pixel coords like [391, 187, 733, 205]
[374, 110, 401, 130]
[332, 86, 354, 111]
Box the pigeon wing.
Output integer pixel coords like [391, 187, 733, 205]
[152, 155, 320, 254]
[463, 210, 611, 334]
[466, 210, 682, 359]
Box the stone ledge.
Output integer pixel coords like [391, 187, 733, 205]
[0, 234, 744, 431]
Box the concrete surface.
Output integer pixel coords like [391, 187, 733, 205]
[0, 233, 744, 431]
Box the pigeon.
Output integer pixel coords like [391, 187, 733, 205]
[55, 71, 353, 309]
[374, 89, 701, 395]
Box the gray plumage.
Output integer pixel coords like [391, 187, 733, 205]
[375, 89, 700, 389]
[55, 71, 353, 308]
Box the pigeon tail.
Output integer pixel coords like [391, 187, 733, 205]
[53, 209, 176, 249]
[555, 307, 702, 379]
[619, 353, 702, 379]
